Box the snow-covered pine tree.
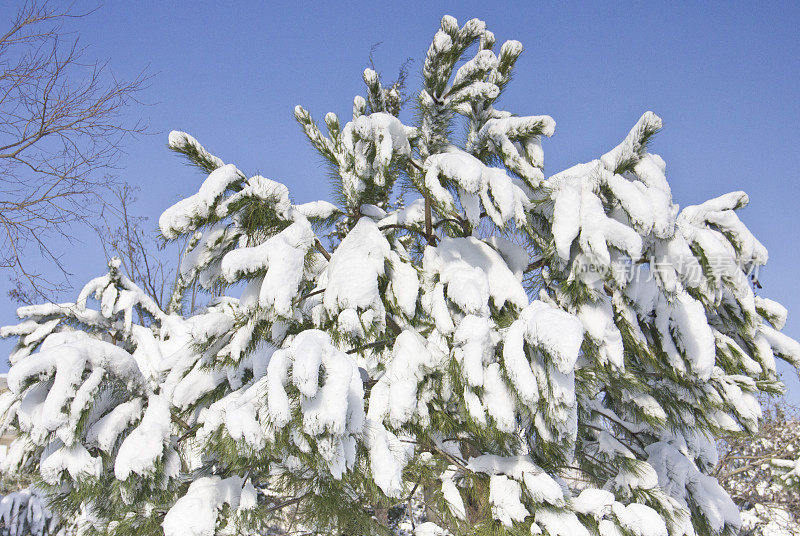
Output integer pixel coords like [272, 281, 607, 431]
[0, 488, 59, 536]
[1, 14, 798, 536]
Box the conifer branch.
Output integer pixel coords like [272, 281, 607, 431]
[314, 239, 331, 261]
[423, 192, 436, 246]
[379, 223, 429, 240]
[1, 14, 793, 536]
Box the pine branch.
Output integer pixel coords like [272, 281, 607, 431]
[315, 239, 331, 261]
[423, 192, 436, 246]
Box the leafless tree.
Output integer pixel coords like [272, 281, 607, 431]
[715, 397, 800, 526]
[96, 184, 171, 311]
[0, 1, 148, 302]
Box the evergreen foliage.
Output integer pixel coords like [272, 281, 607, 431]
[0, 15, 798, 536]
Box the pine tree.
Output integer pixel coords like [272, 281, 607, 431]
[1, 14, 799, 536]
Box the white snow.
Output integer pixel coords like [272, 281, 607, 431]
[484, 236, 529, 280]
[1, 30, 798, 536]
[578, 299, 624, 368]
[755, 296, 788, 330]
[425, 148, 529, 228]
[371, 330, 436, 427]
[483, 363, 517, 433]
[502, 318, 539, 408]
[548, 163, 643, 264]
[475, 115, 555, 182]
[535, 510, 590, 536]
[388, 257, 420, 318]
[324, 218, 391, 314]
[378, 198, 428, 227]
[646, 441, 740, 534]
[508, 301, 584, 374]
[600, 112, 662, 172]
[365, 420, 413, 498]
[489, 474, 529, 526]
[114, 394, 171, 480]
[160, 164, 241, 238]
[668, 292, 716, 381]
[86, 398, 143, 453]
[268, 330, 364, 435]
[338, 112, 416, 196]
[453, 315, 491, 387]
[522, 470, 564, 506]
[760, 324, 800, 368]
[40, 442, 101, 485]
[0, 489, 57, 536]
[611, 502, 668, 536]
[168, 131, 224, 169]
[163, 476, 248, 536]
[440, 468, 466, 520]
[573, 488, 615, 518]
[221, 219, 315, 317]
[424, 237, 528, 315]
[466, 455, 559, 499]
[294, 200, 339, 220]
[7, 333, 143, 441]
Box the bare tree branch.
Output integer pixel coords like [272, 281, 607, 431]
[95, 184, 172, 311]
[715, 397, 800, 519]
[0, 0, 149, 302]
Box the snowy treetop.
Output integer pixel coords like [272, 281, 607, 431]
[1, 14, 798, 536]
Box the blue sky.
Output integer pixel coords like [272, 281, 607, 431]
[2, 1, 799, 399]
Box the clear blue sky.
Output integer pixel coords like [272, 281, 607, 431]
[2, 1, 799, 399]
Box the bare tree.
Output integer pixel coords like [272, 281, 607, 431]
[0, 1, 148, 302]
[715, 397, 800, 534]
[96, 184, 172, 311]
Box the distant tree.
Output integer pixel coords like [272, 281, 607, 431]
[0, 0, 147, 301]
[96, 184, 173, 311]
[716, 398, 800, 535]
